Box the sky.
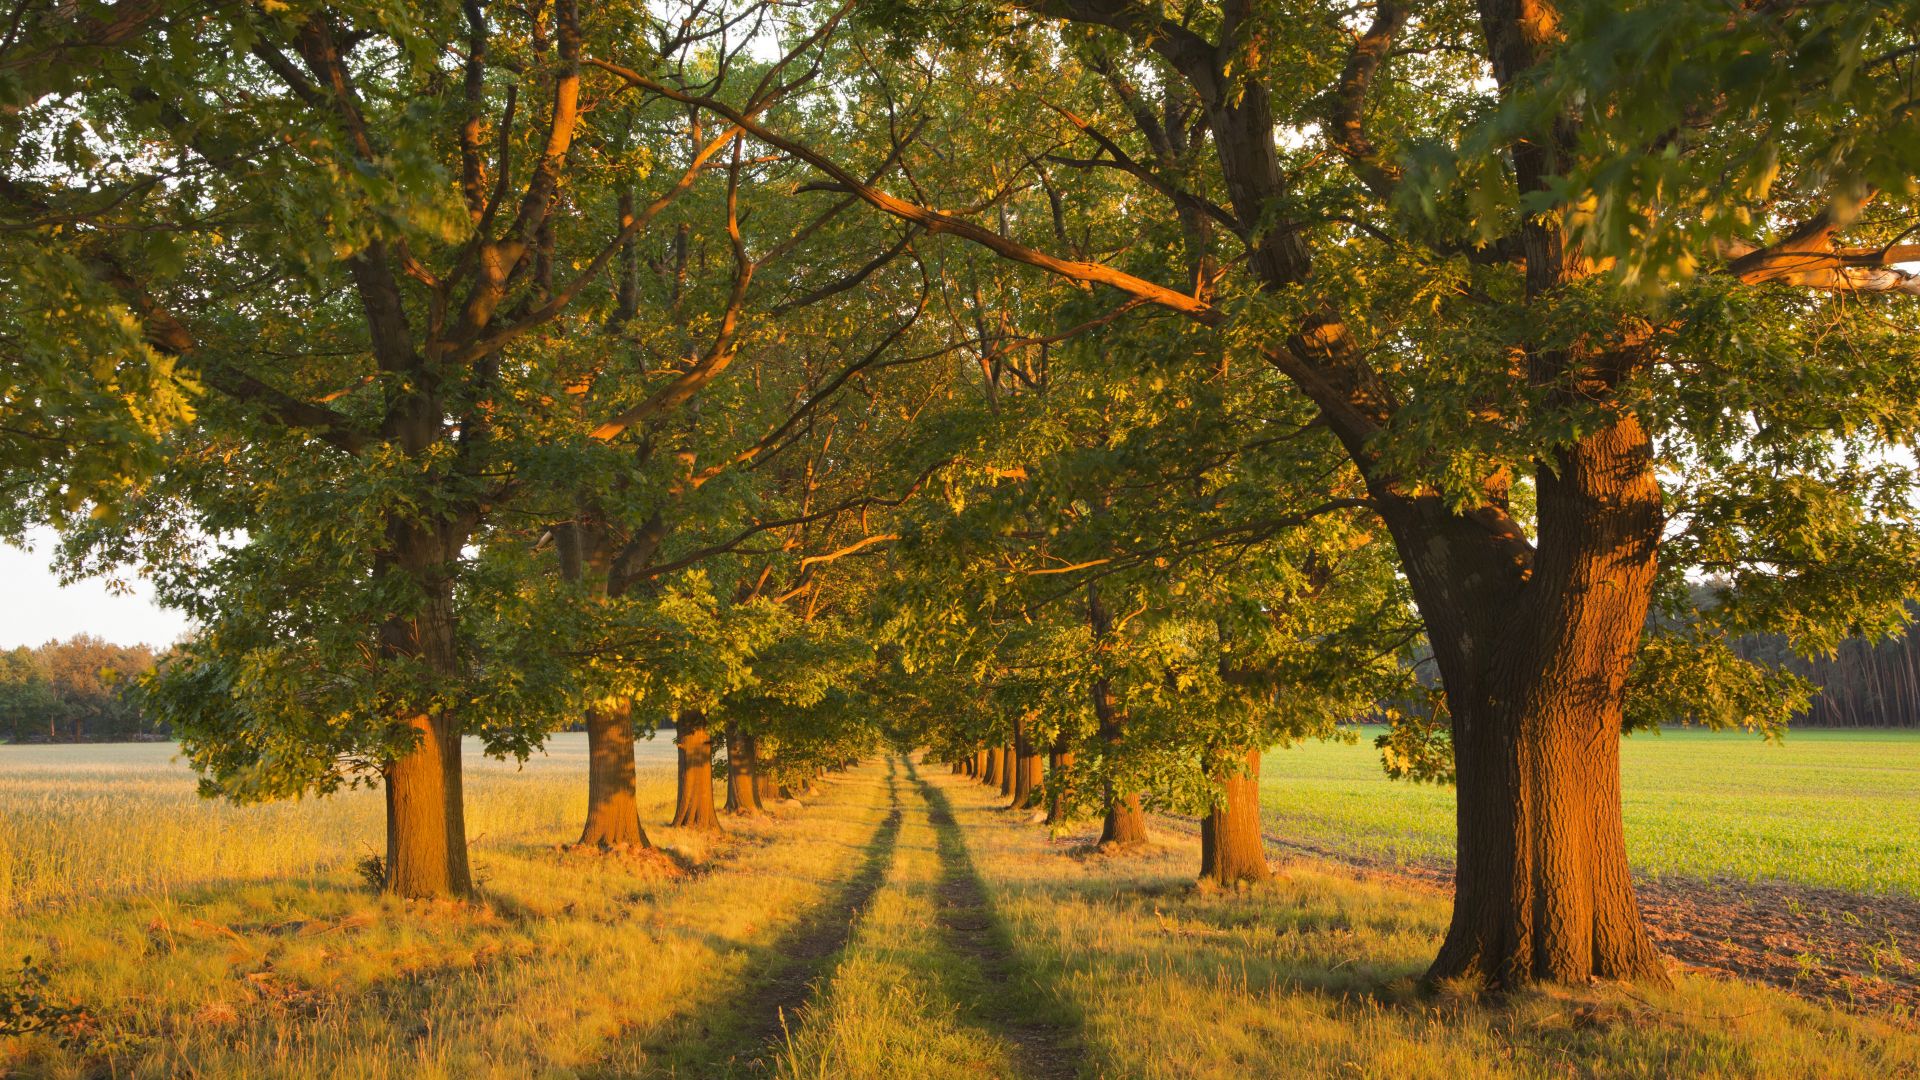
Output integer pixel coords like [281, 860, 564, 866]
[0, 528, 191, 649]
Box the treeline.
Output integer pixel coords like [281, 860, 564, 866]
[0, 637, 163, 742]
[1739, 623, 1920, 729]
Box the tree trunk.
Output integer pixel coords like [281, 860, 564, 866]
[670, 710, 720, 832]
[378, 533, 472, 899]
[752, 736, 782, 805]
[997, 744, 1014, 799]
[981, 744, 1001, 787]
[1011, 715, 1044, 808]
[971, 748, 987, 778]
[384, 709, 470, 898]
[577, 700, 649, 849]
[1045, 743, 1076, 825]
[1087, 581, 1146, 848]
[950, 759, 965, 775]
[723, 725, 763, 815]
[1100, 791, 1148, 847]
[1199, 747, 1268, 886]
[1406, 418, 1668, 987]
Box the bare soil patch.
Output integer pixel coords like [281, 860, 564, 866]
[1154, 814, 1920, 1016]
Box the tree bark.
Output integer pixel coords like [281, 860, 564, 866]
[1088, 581, 1146, 849]
[981, 743, 1001, 787]
[997, 744, 1014, 799]
[1199, 747, 1269, 886]
[1011, 714, 1044, 808]
[1100, 791, 1148, 847]
[1045, 741, 1076, 826]
[383, 709, 470, 898]
[752, 735, 782, 805]
[670, 709, 720, 832]
[1421, 415, 1667, 986]
[378, 529, 472, 899]
[577, 699, 650, 848]
[723, 724, 763, 815]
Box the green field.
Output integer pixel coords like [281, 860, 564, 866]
[1262, 727, 1920, 896]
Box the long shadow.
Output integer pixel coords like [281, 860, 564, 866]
[907, 758, 1087, 1080]
[670, 755, 906, 1077]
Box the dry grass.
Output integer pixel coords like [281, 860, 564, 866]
[931, 770, 1920, 1079]
[0, 738, 892, 1078]
[2, 746, 1916, 1078]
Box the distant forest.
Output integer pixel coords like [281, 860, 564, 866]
[1735, 628, 1920, 729]
[0, 625, 1913, 743]
[0, 636, 163, 742]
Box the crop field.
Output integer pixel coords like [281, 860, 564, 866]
[0, 736, 680, 915]
[1259, 728, 1920, 897]
[2, 741, 1919, 1077]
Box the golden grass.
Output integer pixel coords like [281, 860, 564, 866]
[3, 745, 1916, 1078]
[928, 768, 1920, 1079]
[771, 759, 1026, 1079]
[0, 739, 893, 1078]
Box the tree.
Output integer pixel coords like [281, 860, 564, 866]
[42, 0, 837, 898]
[659, 0, 1920, 986]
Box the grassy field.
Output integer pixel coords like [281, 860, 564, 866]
[1261, 727, 1920, 896]
[2, 740, 1917, 1077]
[0, 736, 677, 914]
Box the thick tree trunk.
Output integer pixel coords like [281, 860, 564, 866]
[1011, 715, 1044, 808]
[670, 710, 720, 832]
[577, 700, 649, 849]
[377, 532, 471, 900]
[1100, 792, 1148, 847]
[997, 745, 1014, 799]
[1198, 748, 1268, 886]
[723, 725, 763, 815]
[981, 744, 1001, 788]
[1406, 418, 1668, 987]
[971, 748, 988, 778]
[384, 708, 470, 898]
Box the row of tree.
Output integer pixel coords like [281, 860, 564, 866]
[0, 637, 161, 742]
[4, 0, 1918, 996]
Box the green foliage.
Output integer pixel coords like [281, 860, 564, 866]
[0, 638, 160, 743]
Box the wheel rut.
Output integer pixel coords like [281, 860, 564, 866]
[908, 759, 1083, 1080]
[705, 756, 906, 1075]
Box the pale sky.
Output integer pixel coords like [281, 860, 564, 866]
[0, 528, 192, 650]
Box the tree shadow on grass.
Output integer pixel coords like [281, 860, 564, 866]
[928, 771, 1433, 1016]
[907, 758, 1090, 1080]
[607, 757, 906, 1078]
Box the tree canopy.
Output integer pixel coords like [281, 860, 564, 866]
[4, 0, 1918, 992]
